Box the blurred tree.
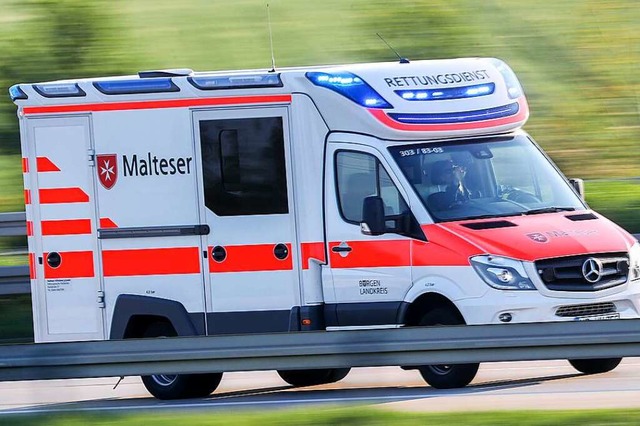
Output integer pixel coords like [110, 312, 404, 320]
[0, 0, 133, 154]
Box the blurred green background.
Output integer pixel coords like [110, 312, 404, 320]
[0, 0, 639, 224]
[1, 0, 639, 233]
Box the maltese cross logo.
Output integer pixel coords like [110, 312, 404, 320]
[97, 154, 118, 190]
[526, 232, 548, 243]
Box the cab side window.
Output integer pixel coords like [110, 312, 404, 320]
[336, 151, 407, 224]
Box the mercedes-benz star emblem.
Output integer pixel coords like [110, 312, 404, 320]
[582, 258, 603, 283]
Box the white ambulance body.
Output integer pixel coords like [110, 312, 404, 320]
[11, 58, 640, 398]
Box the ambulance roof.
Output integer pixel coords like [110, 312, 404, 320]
[10, 58, 529, 140]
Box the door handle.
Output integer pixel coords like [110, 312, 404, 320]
[331, 245, 352, 253]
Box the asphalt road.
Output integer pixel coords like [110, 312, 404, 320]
[2, 359, 640, 415]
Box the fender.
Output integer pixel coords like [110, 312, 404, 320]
[110, 294, 202, 339]
[404, 266, 488, 304]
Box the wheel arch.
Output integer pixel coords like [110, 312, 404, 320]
[110, 294, 200, 339]
[400, 292, 465, 326]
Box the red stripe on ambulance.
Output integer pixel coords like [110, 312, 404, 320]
[22, 158, 28, 173]
[36, 157, 61, 172]
[102, 247, 200, 277]
[26, 221, 34, 237]
[44, 251, 94, 279]
[24, 190, 31, 205]
[99, 218, 118, 229]
[23, 95, 292, 115]
[39, 188, 89, 204]
[300, 242, 326, 269]
[329, 240, 411, 269]
[42, 219, 92, 236]
[368, 97, 529, 132]
[29, 253, 36, 279]
[209, 243, 293, 273]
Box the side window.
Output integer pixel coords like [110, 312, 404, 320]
[336, 151, 407, 223]
[199, 117, 288, 216]
[379, 165, 405, 215]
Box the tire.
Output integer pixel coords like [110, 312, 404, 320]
[277, 368, 351, 387]
[140, 322, 223, 400]
[416, 308, 479, 389]
[568, 357, 622, 375]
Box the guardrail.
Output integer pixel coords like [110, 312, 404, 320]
[0, 266, 30, 295]
[0, 212, 26, 237]
[2, 319, 640, 382]
[0, 212, 639, 297]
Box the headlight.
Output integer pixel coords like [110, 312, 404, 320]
[630, 242, 640, 281]
[470, 255, 536, 290]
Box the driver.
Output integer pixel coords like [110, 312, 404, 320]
[427, 160, 470, 210]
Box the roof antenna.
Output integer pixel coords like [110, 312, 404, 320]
[376, 33, 410, 64]
[267, 4, 276, 72]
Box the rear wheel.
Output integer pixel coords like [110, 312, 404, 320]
[568, 358, 622, 375]
[140, 322, 223, 400]
[277, 368, 351, 387]
[417, 308, 479, 389]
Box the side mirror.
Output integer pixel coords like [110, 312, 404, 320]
[361, 196, 385, 236]
[569, 178, 585, 200]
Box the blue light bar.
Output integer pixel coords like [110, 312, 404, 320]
[189, 74, 283, 90]
[33, 83, 85, 98]
[9, 85, 27, 101]
[395, 83, 495, 101]
[306, 71, 392, 109]
[489, 59, 523, 99]
[93, 78, 179, 95]
[388, 102, 520, 124]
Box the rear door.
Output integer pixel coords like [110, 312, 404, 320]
[192, 107, 301, 334]
[27, 116, 105, 342]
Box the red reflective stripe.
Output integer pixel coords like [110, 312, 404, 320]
[23, 95, 292, 115]
[29, 253, 36, 279]
[42, 219, 92, 236]
[368, 97, 528, 132]
[209, 243, 293, 273]
[39, 187, 89, 204]
[103, 247, 200, 277]
[24, 190, 31, 205]
[26, 221, 34, 236]
[44, 251, 94, 279]
[36, 157, 61, 172]
[411, 240, 471, 267]
[300, 242, 325, 270]
[329, 240, 411, 268]
[99, 218, 118, 228]
[22, 158, 29, 173]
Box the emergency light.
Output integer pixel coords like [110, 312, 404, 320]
[33, 83, 85, 98]
[9, 85, 27, 101]
[94, 78, 179, 95]
[395, 83, 495, 101]
[490, 59, 523, 99]
[306, 71, 392, 109]
[189, 74, 283, 90]
[388, 102, 520, 124]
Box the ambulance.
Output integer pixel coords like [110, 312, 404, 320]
[10, 58, 640, 399]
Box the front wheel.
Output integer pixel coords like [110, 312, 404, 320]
[140, 322, 223, 400]
[568, 358, 622, 375]
[277, 368, 350, 387]
[417, 308, 479, 389]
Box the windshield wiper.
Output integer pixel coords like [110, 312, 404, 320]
[523, 207, 576, 215]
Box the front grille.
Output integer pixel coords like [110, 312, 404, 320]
[535, 252, 629, 292]
[555, 302, 617, 317]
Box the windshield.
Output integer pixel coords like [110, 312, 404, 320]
[389, 135, 586, 222]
